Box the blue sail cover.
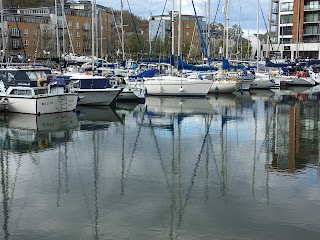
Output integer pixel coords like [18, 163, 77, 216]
[222, 58, 245, 70]
[138, 56, 174, 65]
[128, 69, 159, 81]
[265, 58, 296, 67]
[177, 56, 218, 71]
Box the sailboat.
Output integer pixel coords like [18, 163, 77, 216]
[208, 0, 240, 94]
[132, 0, 213, 96]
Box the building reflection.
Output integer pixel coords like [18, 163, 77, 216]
[268, 93, 320, 173]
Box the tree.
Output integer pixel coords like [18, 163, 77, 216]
[181, 39, 191, 59]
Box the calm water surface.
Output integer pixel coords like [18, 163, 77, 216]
[0, 88, 320, 240]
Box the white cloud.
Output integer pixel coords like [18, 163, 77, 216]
[97, 0, 268, 33]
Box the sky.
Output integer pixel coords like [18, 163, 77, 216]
[96, 0, 270, 35]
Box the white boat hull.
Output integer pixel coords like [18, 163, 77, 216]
[276, 76, 316, 86]
[141, 76, 212, 96]
[250, 79, 275, 89]
[76, 89, 121, 105]
[6, 94, 78, 115]
[117, 87, 145, 102]
[209, 80, 239, 93]
[238, 78, 254, 91]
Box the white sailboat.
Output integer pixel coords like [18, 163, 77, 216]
[135, 0, 213, 96]
[249, 0, 275, 89]
[209, 0, 239, 94]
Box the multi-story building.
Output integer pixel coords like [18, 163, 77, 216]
[0, 0, 113, 59]
[263, 0, 320, 60]
[149, 13, 206, 58]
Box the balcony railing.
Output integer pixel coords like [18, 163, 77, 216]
[304, 6, 320, 11]
[12, 45, 21, 49]
[11, 32, 20, 37]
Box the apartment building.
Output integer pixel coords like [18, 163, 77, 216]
[149, 13, 206, 57]
[0, 0, 113, 59]
[263, 0, 320, 60]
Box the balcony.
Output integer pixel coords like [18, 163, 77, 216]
[83, 25, 90, 31]
[304, 6, 320, 11]
[270, 20, 278, 26]
[269, 31, 278, 37]
[12, 44, 21, 49]
[11, 32, 20, 37]
[83, 35, 90, 41]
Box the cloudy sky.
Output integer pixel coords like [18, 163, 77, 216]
[96, 0, 270, 34]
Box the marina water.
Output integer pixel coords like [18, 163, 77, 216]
[0, 89, 320, 240]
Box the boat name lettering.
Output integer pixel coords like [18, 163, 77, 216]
[42, 101, 54, 105]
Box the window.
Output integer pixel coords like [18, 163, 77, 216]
[280, 2, 294, 12]
[280, 38, 292, 43]
[76, 32, 80, 39]
[305, 0, 320, 10]
[280, 14, 293, 24]
[24, 40, 29, 48]
[11, 28, 20, 37]
[304, 12, 319, 22]
[68, 20, 72, 27]
[280, 26, 292, 35]
[76, 21, 79, 29]
[24, 28, 28, 36]
[305, 25, 318, 34]
[76, 42, 80, 49]
[186, 24, 189, 29]
[12, 39, 20, 48]
[33, 29, 37, 37]
[186, 32, 189, 37]
[83, 22, 90, 30]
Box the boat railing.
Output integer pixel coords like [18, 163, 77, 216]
[0, 62, 46, 69]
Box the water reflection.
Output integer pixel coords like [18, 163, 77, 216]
[269, 91, 320, 172]
[0, 112, 78, 153]
[0, 91, 320, 239]
[76, 106, 123, 130]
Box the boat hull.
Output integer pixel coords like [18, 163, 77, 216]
[117, 87, 145, 102]
[250, 79, 275, 89]
[76, 89, 121, 105]
[141, 77, 212, 96]
[274, 76, 316, 87]
[209, 80, 239, 93]
[237, 78, 254, 91]
[6, 94, 78, 114]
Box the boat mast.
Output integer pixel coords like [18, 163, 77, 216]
[92, 0, 96, 73]
[120, 0, 125, 61]
[0, 0, 6, 61]
[257, 0, 260, 72]
[171, 0, 175, 75]
[224, 0, 230, 59]
[177, 0, 182, 57]
[207, 0, 211, 59]
[95, 5, 99, 59]
[295, 0, 301, 60]
[54, 0, 60, 60]
[266, 0, 273, 59]
[61, 0, 66, 57]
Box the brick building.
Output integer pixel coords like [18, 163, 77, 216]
[0, 0, 113, 59]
